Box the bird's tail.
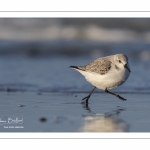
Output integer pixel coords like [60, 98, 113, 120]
[70, 66, 86, 71]
[70, 66, 79, 69]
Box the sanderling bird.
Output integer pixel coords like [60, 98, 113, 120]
[70, 54, 131, 105]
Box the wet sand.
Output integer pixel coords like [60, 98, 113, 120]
[0, 91, 149, 132]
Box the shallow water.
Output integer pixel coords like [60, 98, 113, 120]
[0, 92, 150, 132]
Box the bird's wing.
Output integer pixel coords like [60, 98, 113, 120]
[84, 58, 112, 75]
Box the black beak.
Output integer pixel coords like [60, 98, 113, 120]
[124, 64, 131, 72]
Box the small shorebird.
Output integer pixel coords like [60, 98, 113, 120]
[70, 54, 131, 105]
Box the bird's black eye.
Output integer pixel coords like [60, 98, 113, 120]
[119, 60, 121, 63]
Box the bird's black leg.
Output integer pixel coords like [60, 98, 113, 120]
[105, 88, 126, 101]
[82, 87, 96, 105]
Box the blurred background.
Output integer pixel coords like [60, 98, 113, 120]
[0, 18, 150, 93]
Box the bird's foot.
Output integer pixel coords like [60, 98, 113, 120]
[81, 95, 90, 106]
[81, 100, 89, 107]
[117, 95, 126, 101]
[82, 95, 90, 101]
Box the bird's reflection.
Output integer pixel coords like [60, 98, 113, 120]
[82, 102, 92, 112]
[80, 104, 129, 132]
[105, 106, 126, 117]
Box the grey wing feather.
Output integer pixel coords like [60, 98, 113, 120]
[84, 58, 112, 75]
